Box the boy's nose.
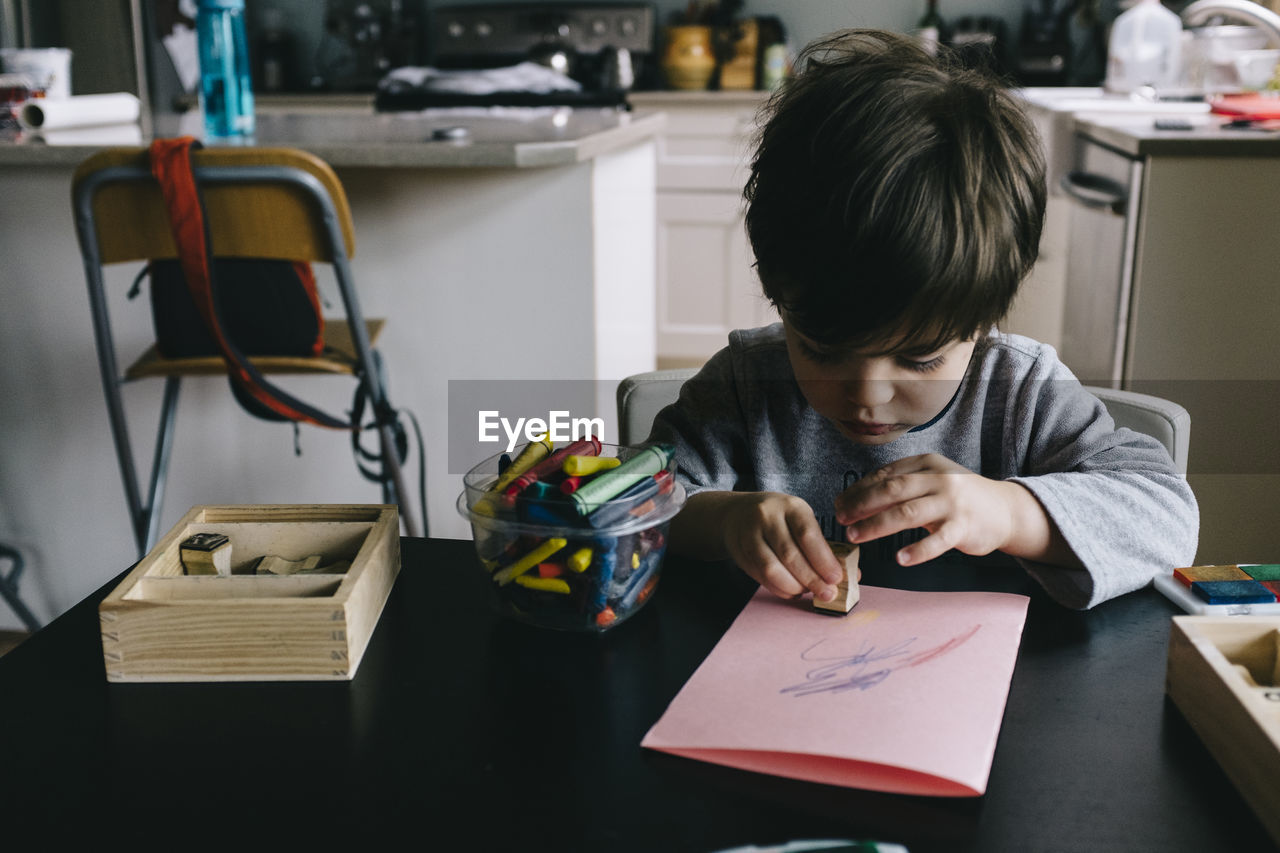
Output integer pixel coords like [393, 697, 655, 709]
[843, 378, 894, 408]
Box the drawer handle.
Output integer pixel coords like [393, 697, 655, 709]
[1060, 171, 1128, 215]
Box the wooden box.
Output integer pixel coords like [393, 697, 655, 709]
[1166, 616, 1280, 845]
[99, 505, 400, 682]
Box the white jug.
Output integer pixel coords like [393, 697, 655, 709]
[1106, 0, 1184, 92]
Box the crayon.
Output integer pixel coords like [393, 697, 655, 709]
[515, 575, 571, 594]
[585, 470, 672, 529]
[493, 537, 568, 586]
[504, 437, 602, 501]
[559, 475, 585, 495]
[526, 480, 561, 501]
[567, 547, 593, 573]
[473, 434, 553, 516]
[591, 542, 618, 611]
[595, 607, 617, 628]
[617, 559, 659, 612]
[518, 499, 576, 527]
[563, 455, 621, 477]
[570, 443, 672, 516]
[537, 562, 565, 578]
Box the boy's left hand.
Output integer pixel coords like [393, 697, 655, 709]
[834, 453, 1027, 565]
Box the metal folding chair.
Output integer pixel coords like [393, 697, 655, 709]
[0, 542, 40, 632]
[72, 146, 422, 555]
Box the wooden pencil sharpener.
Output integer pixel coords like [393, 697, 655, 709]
[813, 541, 861, 615]
[179, 532, 231, 576]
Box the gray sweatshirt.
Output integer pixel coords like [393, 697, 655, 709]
[648, 324, 1199, 609]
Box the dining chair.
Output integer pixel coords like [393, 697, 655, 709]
[72, 145, 422, 555]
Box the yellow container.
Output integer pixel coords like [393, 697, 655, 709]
[662, 25, 716, 90]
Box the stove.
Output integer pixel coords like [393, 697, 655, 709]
[375, 3, 657, 111]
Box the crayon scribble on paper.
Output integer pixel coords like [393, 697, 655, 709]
[780, 621, 981, 697]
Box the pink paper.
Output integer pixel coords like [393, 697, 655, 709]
[641, 585, 1030, 796]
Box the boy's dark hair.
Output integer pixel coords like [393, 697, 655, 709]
[744, 29, 1046, 352]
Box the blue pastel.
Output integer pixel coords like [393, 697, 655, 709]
[1189, 579, 1277, 604]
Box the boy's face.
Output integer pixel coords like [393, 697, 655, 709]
[783, 320, 975, 446]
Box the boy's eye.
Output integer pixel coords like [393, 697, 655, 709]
[899, 354, 947, 373]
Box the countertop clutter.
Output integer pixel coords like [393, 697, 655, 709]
[0, 104, 665, 169]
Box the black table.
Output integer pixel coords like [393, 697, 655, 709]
[1, 538, 1273, 850]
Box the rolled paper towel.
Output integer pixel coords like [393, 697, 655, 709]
[19, 92, 140, 131]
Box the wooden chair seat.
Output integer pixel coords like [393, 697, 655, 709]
[124, 318, 385, 380]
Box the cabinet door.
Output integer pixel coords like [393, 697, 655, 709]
[656, 190, 776, 362]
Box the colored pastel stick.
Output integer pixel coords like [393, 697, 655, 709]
[514, 575, 571, 594]
[490, 434, 552, 493]
[591, 542, 617, 611]
[562, 455, 621, 477]
[585, 470, 671, 529]
[537, 562, 565, 578]
[1189, 579, 1277, 605]
[493, 537, 568, 586]
[570, 443, 673, 516]
[473, 434, 553, 516]
[504, 437, 602, 500]
[567, 547, 593, 573]
[616, 560, 658, 612]
[1242, 564, 1280, 582]
[518, 499, 576, 526]
[1175, 564, 1251, 585]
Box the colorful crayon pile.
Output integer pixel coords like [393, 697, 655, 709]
[460, 437, 684, 631]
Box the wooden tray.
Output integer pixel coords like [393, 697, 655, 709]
[99, 504, 400, 682]
[1166, 616, 1280, 845]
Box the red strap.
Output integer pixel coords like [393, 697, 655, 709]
[148, 138, 349, 429]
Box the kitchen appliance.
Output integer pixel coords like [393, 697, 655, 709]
[1058, 142, 1142, 385]
[315, 0, 423, 91]
[1015, 0, 1071, 85]
[377, 3, 654, 109]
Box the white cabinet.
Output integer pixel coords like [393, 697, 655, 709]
[632, 92, 778, 365]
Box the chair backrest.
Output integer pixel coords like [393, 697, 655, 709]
[71, 146, 356, 265]
[616, 369, 1191, 475]
[1086, 386, 1190, 475]
[616, 368, 699, 446]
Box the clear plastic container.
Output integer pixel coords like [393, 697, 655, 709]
[458, 442, 686, 632]
[196, 0, 255, 138]
[1106, 0, 1184, 93]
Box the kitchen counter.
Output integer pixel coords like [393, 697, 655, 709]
[1017, 86, 1280, 159]
[1071, 110, 1280, 157]
[0, 105, 664, 168]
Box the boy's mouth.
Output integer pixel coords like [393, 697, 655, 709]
[840, 419, 899, 436]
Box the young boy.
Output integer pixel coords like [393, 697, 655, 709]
[647, 29, 1198, 610]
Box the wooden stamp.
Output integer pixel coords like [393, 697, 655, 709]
[253, 554, 323, 576]
[179, 532, 231, 576]
[813, 541, 860, 615]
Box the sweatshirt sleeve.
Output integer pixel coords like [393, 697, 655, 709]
[1000, 347, 1199, 609]
[645, 343, 752, 496]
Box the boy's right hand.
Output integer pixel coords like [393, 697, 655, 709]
[713, 491, 848, 602]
